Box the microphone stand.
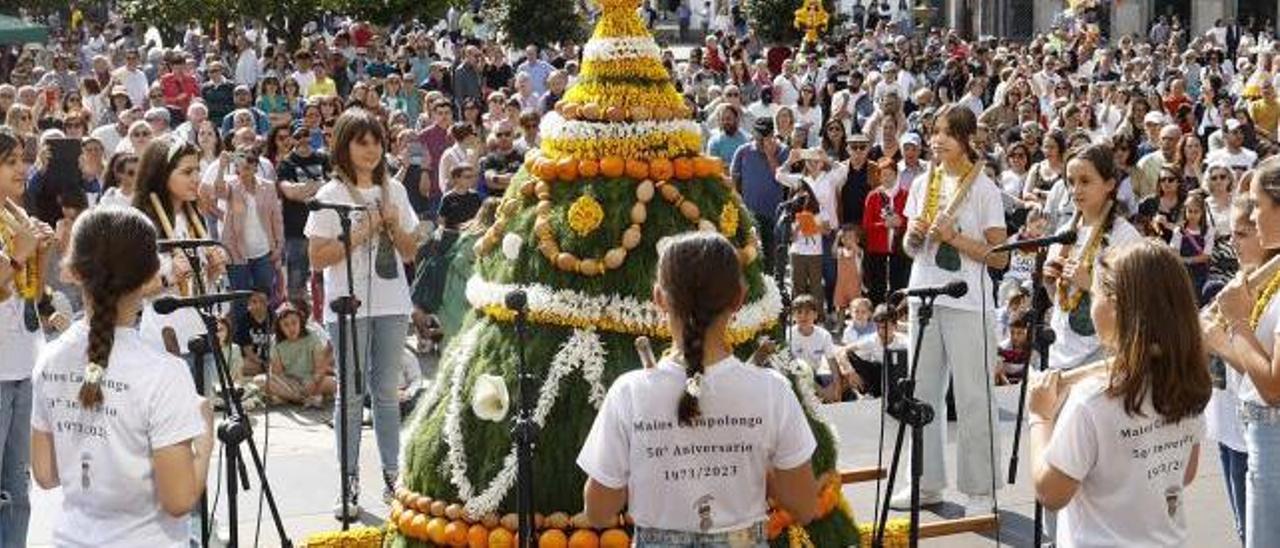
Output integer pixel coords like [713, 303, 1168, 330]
[1007, 248, 1054, 547]
[330, 207, 364, 527]
[177, 246, 216, 547]
[774, 201, 797, 333]
[171, 246, 292, 547]
[506, 290, 537, 548]
[873, 294, 938, 548]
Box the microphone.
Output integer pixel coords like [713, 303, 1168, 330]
[988, 230, 1078, 254]
[153, 290, 254, 314]
[504, 289, 528, 313]
[893, 280, 968, 301]
[157, 239, 224, 252]
[306, 200, 369, 212]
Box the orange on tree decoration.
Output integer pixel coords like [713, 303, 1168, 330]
[388, 491, 632, 548]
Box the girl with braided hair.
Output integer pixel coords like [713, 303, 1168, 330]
[578, 232, 818, 545]
[31, 206, 214, 547]
[1045, 143, 1144, 372]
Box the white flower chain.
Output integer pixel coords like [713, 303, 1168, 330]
[541, 114, 703, 143]
[465, 274, 783, 336]
[399, 326, 480, 469]
[771, 354, 839, 447]
[582, 36, 662, 63]
[441, 328, 609, 518]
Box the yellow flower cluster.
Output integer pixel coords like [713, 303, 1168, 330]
[542, 130, 702, 161]
[857, 519, 911, 548]
[567, 194, 605, 236]
[480, 304, 774, 346]
[719, 202, 740, 237]
[580, 58, 671, 82]
[563, 81, 685, 112]
[303, 527, 384, 547]
[593, 11, 649, 39]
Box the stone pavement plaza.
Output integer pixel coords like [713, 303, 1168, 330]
[27, 352, 1236, 547]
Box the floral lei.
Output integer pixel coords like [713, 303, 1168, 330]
[1056, 204, 1112, 313]
[921, 160, 976, 226]
[1250, 268, 1280, 329]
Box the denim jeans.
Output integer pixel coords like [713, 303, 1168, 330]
[633, 522, 767, 548]
[228, 254, 278, 340]
[329, 315, 407, 478]
[1243, 402, 1280, 548]
[1220, 442, 1248, 543]
[284, 237, 311, 301]
[0, 379, 32, 548]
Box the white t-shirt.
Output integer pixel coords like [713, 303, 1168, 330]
[0, 293, 42, 381]
[1239, 289, 1280, 405]
[31, 322, 205, 548]
[139, 212, 206, 352]
[304, 179, 419, 323]
[240, 193, 271, 260]
[904, 169, 1006, 312]
[777, 165, 847, 256]
[1047, 218, 1143, 370]
[1047, 378, 1203, 548]
[788, 325, 836, 375]
[1206, 366, 1245, 452]
[576, 356, 816, 533]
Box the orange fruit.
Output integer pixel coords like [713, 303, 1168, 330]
[625, 159, 650, 179]
[539, 530, 568, 548]
[556, 157, 579, 182]
[428, 517, 450, 545]
[410, 512, 430, 539]
[468, 524, 490, 548]
[672, 157, 695, 180]
[534, 158, 558, 181]
[489, 528, 515, 548]
[568, 529, 600, 548]
[445, 520, 470, 546]
[694, 156, 723, 178]
[599, 156, 626, 178]
[600, 529, 629, 548]
[648, 157, 673, 180]
[398, 509, 417, 535]
[578, 159, 600, 178]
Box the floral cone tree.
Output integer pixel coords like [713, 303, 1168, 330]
[386, 1, 859, 546]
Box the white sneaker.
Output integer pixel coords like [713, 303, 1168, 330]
[332, 478, 361, 521]
[889, 486, 943, 510]
[965, 494, 994, 516]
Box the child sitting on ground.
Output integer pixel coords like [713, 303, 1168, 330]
[256, 302, 337, 408]
[438, 163, 483, 230]
[841, 297, 875, 344]
[787, 294, 847, 402]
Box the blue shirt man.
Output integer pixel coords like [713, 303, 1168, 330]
[517, 45, 555, 96]
[731, 117, 789, 269]
[706, 104, 749, 167]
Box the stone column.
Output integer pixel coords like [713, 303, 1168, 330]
[1110, 0, 1148, 40]
[1035, 0, 1062, 35]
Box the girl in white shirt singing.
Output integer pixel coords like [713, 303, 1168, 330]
[578, 232, 818, 546]
[31, 206, 214, 548]
[1029, 240, 1210, 548]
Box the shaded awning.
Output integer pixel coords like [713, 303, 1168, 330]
[0, 15, 48, 45]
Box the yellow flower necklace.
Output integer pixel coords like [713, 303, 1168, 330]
[0, 219, 41, 301]
[921, 160, 975, 225]
[1056, 204, 1112, 312]
[1249, 267, 1280, 329]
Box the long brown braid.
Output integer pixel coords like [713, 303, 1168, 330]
[72, 207, 160, 408]
[657, 233, 744, 426]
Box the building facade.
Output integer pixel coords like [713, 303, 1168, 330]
[943, 0, 1278, 42]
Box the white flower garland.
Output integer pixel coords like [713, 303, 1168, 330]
[582, 36, 662, 63]
[465, 274, 783, 336]
[771, 353, 839, 446]
[398, 325, 480, 469]
[442, 327, 609, 517]
[540, 113, 702, 143]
